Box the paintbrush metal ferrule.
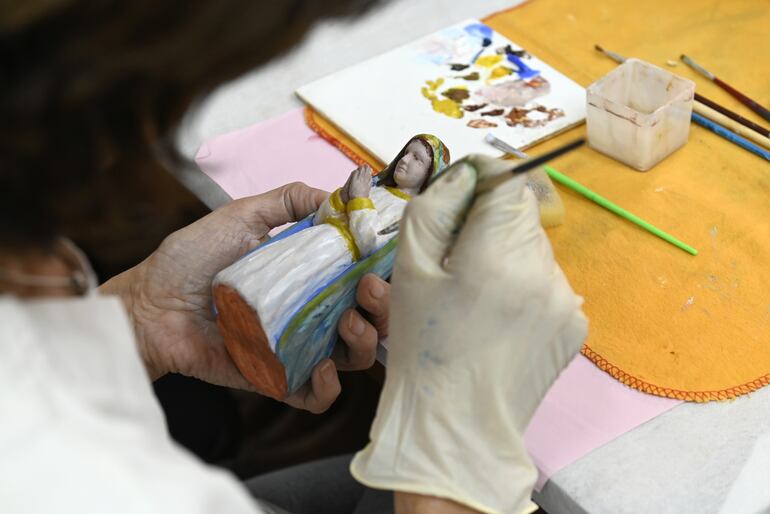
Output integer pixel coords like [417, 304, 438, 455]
[484, 133, 528, 158]
[680, 54, 715, 80]
[594, 44, 626, 64]
[378, 222, 399, 236]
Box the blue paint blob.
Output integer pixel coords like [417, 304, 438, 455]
[465, 22, 495, 65]
[464, 22, 493, 41]
[507, 54, 540, 80]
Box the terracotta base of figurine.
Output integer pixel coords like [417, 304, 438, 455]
[213, 284, 288, 400]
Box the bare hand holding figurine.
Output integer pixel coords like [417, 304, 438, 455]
[101, 182, 388, 414]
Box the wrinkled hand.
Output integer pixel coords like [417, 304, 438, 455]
[348, 165, 372, 199]
[351, 156, 588, 513]
[101, 183, 389, 413]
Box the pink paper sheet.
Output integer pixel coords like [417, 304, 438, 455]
[195, 108, 356, 200]
[524, 355, 680, 491]
[195, 108, 682, 490]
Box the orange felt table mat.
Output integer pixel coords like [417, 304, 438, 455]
[305, 0, 770, 402]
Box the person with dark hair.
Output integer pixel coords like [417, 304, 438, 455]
[0, 2, 588, 514]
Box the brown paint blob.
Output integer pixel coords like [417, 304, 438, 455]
[467, 119, 498, 129]
[441, 88, 471, 102]
[457, 71, 480, 81]
[463, 103, 488, 112]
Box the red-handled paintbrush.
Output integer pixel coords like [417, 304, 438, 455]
[681, 54, 770, 123]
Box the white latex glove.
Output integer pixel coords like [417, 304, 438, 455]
[350, 155, 588, 514]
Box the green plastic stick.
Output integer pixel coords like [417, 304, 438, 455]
[543, 166, 698, 256]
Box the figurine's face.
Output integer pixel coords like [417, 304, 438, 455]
[394, 140, 432, 190]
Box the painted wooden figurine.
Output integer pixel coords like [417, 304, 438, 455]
[213, 135, 450, 400]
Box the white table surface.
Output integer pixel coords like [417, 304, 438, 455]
[175, 1, 770, 512]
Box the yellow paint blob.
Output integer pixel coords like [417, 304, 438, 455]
[425, 78, 445, 91]
[430, 98, 464, 118]
[489, 66, 513, 80]
[475, 54, 503, 68]
[421, 86, 464, 119]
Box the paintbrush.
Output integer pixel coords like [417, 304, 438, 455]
[681, 55, 770, 122]
[377, 138, 585, 235]
[695, 93, 770, 138]
[543, 165, 698, 255]
[693, 101, 770, 150]
[484, 133, 528, 157]
[594, 44, 625, 64]
[691, 112, 770, 162]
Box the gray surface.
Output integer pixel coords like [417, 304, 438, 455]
[173, 1, 770, 512]
[534, 387, 770, 514]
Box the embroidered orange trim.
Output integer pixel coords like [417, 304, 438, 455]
[581, 345, 770, 403]
[304, 108, 377, 168]
[324, 217, 360, 261]
[347, 197, 374, 214]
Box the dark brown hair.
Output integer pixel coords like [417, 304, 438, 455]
[0, 0, 380, 249]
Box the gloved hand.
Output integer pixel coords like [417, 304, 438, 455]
[350, 155, 588, 514]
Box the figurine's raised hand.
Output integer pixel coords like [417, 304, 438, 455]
[101, 182, 386, 414]
[348, 164, 373, 199]
[339, 170, 354, 204]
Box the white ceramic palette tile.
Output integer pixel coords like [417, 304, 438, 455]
[297, 19, 586, 162]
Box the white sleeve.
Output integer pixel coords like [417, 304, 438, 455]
[0, 297, 264, 514]
[347, 197, 380, 259]
[313, 188, 347, 225]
